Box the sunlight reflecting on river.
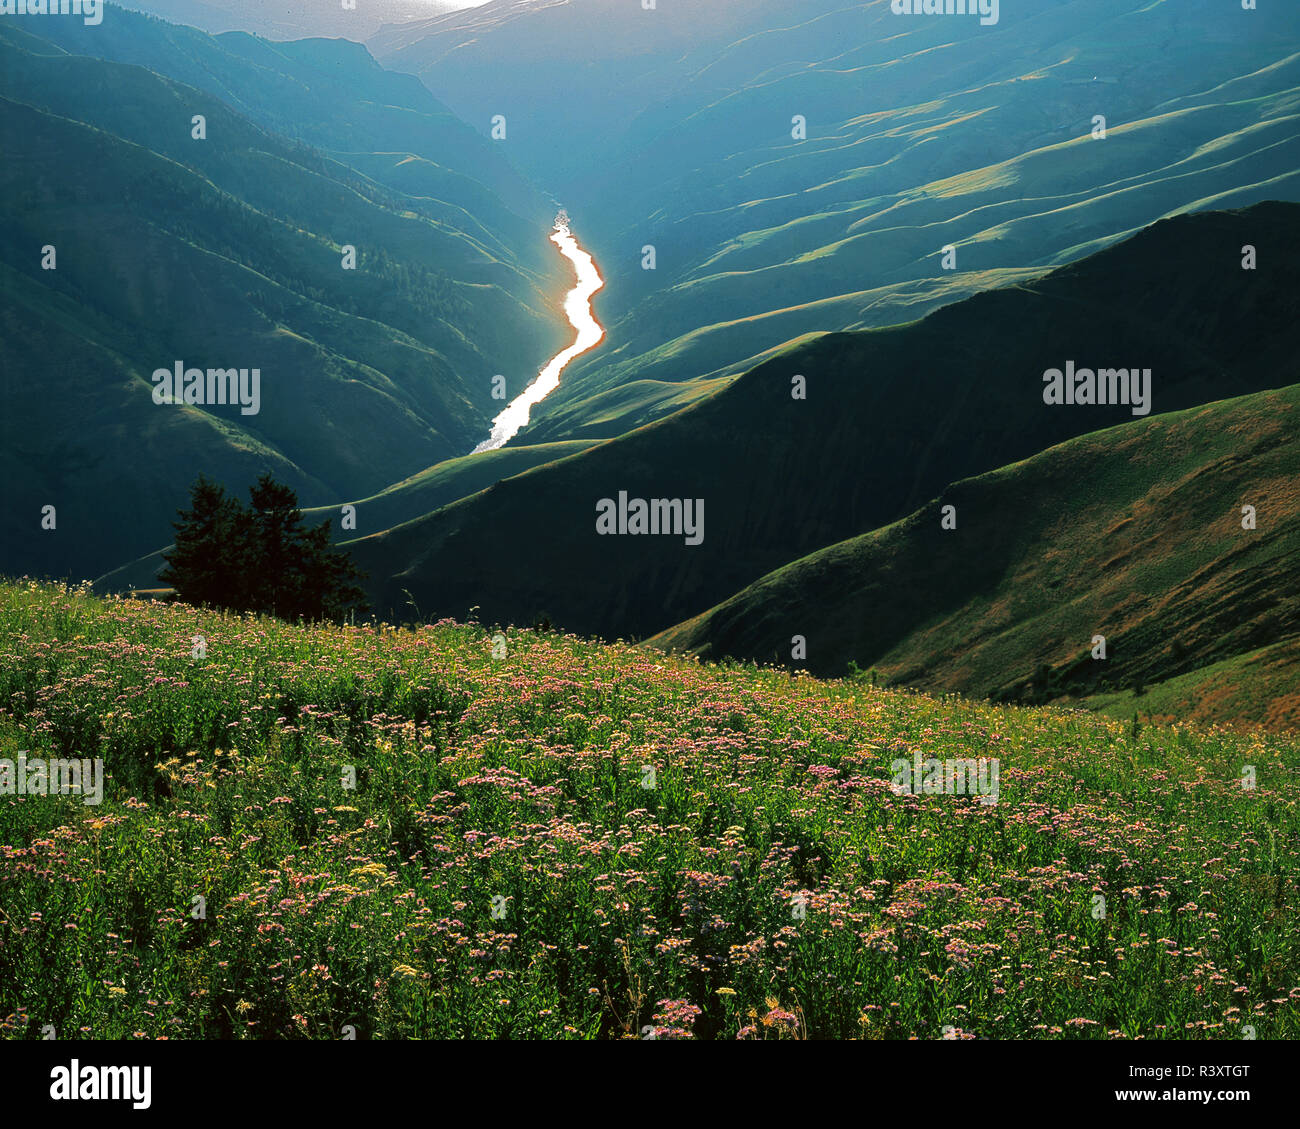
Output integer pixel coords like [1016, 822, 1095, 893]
[472, 220, 604, 453]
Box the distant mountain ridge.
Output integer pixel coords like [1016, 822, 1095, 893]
[116, 0, 468, 41]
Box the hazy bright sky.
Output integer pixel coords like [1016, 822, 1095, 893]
[114, 0, 497, 42]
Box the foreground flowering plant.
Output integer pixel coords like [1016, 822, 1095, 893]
[0, 580, 1296, 1040]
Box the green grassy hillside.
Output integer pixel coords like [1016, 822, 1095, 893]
[374, 0, 1300, 440]
[1078, 637, 1300, 734]
[650, 384, 1300, 732]
[0, 21, 565, 582]
[347, 203, 1300, 645]
[1, 579, 1296, 1039]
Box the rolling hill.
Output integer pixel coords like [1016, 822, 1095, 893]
[344, 202, 1300, 647]
[372, 0, 1300, 441]
[649, 383, 1300, 731]
[4, 576, 1298, 1038]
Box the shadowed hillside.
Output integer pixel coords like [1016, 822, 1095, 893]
[345, 202, 1299, 645]
[650, 384, 1300, 732]
[0, 15, 565, 581]
[91, 440, 601, 595]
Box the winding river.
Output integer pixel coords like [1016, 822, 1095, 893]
[472, 216, 605, 453]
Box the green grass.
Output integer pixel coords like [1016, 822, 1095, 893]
[1081, 637, 1300, 733]
[1, 579, 1297, 1040]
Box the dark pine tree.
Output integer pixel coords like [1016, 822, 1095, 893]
[163, 474, 367, 621]
[245, 476, 300, 618]
[159, 475, 247, 609]
[244, 475, 367, 621]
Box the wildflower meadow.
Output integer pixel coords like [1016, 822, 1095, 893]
[1, 580, 1296, 1040]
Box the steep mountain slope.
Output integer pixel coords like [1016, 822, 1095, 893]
[649, 384, 1300, 723]
[0, 20, 563, 581]
[12, 6, 554, 259]
[373, 0, 1300, 441]
[346, 202, 1300, 640]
